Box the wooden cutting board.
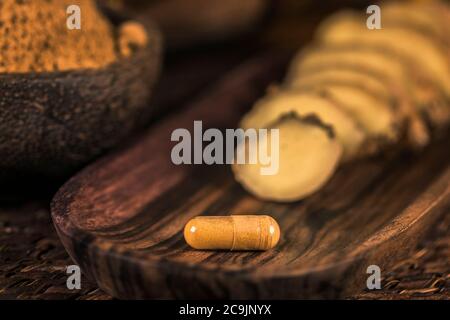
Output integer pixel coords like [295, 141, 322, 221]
[51, 54, 450, 299]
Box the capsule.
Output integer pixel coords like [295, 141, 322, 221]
[184, 215, 280, 251]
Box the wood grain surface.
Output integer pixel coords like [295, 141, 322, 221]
[51, 54, 450, 299]
[2, 201, 448, 300]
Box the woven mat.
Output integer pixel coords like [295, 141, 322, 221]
[0, 201, 111, 300]
[0, 200, 448, 300]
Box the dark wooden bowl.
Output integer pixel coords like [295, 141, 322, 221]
[51, 54, 450, 299]
[0, 18, 162, 179]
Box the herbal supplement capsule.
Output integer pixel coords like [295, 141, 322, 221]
[184, 215, 280, 251]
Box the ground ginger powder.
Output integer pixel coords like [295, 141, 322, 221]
[0, 0, 119, 73]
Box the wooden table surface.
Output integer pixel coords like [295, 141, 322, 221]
[0, 199, 448, 300]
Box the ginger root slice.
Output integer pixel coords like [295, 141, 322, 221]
[288, 44, 444, 112]
[381, 1, 449, 48]
[288, 45, 406, 86]
[232, 114, 343, 202]
[288, 66, 391, 100]
[316, 12, 450, 97]
[315, 13, 450, 136]
[293, 83, 401, 145]
[286, 45, 434, 146]
[241, 91, 365, 160]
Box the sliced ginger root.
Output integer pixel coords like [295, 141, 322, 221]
[380, 1, 449, 47]
[286, 46, 432, 147]
[241, 91, 365, 160]
[316, 11, 450, 97]
[288, 66, 391, 100]
[232, 1, 450, 203]
[233, 114, 343, 202]
[295, 83, 401, 144]
[288, 44, 444, 118]
[314, 10, 450, 138]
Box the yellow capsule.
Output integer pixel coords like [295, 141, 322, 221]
[184, 215, 280, 251]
